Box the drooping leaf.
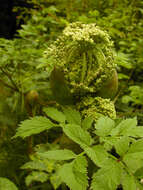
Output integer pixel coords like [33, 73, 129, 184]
[58, 156, 88, 190]
[63, 108, 81, 125]
[37, 149, 77, 160]
[94, 117, 115, 137]
[25, 171, 49, 186]
[0, 178, 18, 190]
[14, 116, 55, 138]
[62, 124, 93, 148]
[43, 107, 66, 123]
[91, 159, 122, 190]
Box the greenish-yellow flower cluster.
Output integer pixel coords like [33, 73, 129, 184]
[77, 96, 116, 120]
[44, 22, 115, 95]
[44, 22, 117, 120]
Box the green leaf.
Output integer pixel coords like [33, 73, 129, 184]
[91, 159, 122, 190]
[21, 160, 48, 171]
[25, 171, 49, 186]
[14, 116, 55, 138]
[134, 167, 143, 178]
[110, 117, 137, 136]
[120, 126, 143, 137]
[37, 149, 77, 160]
[58, 156, 88, 190]
[94, 117, 115, 137]
[43, 107, 66, 123]
[82, 116, 93, 130]
[62, 124, 93, 148]
[50, 172, 62, 190]
[83, 145, 109, 167]
[118, 73, 129, 80]
[121, 171, 137, 190]
[21, 159, 55, 173]
[0, 178, 18, 190]
[63, 108, 81, 125]
[123, 139, 143, 173]
[114, 136, 130, 156]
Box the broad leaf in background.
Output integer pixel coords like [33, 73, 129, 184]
[14, 116, 55, 138]
[82, 116, 93, 130]
[58, 155, 88, 190]
[94, 117, 115, 137]
[63, 108, 81, 125]
[43, 107, 66, 123]
[25, 171, 49, 186]
[37, 149, 77, 160]
[0, 178, 18, 190]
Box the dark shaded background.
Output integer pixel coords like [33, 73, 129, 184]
[0, 0, 16, 38]
[0, 0, 31, 38]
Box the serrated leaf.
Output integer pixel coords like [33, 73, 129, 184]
[121, 171, 137, 190]
[25, 171, 49, 186]
[43, 107, 66, 123]
[62, 124, 93, 147]
[73, 155, 88, 174]
[83, 145, 109, 167]
[94, 117, 115, 137]
[123, 139, 143, 173]
[91, 159, 122, 190]
[58, 156, 88, 190]
[63, 108, 81, 125]
[37, 149, 77, 160]
[14, 116, 55, 138]
[0, 178, 18, 190]
[82, 116, 93, 130]
[110, 117, 137, 136]
[114, 136, 130, 156]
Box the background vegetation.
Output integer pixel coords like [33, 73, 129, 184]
[0, 0, 143, 189]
